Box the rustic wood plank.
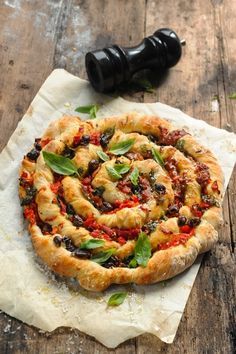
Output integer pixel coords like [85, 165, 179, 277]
[0, 0, 68, 151]
[0, 0, 145, 353]
[0, 0, 235, 353]
[136, 0, 236, 353]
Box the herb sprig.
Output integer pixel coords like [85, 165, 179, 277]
[42, 151, 79, 176]
[109, 139, 135, 155]
[129, 232, 151, 268]
[75, 104, 99, 119]
[108, 292, 127, 306]
[106, 163, 130, 180]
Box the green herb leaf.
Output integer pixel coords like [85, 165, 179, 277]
[42, 151, 78, 176]
[106, 166, 122, 180]
[130, 167, 139, 186]
[75, 104, 99, 119]
[229, 92, 236, 99]
[152, 148, 164, 167]
[80, 239, 105, 250]
[175, 139, 185, 151]
[114, 163, 130, 174]
[134, 232, 151, 267]
[91, 249, 115, 264]
[109, 139, 135, 155]
[89, 105, 99, 119]
[97, 150, 110, 162]
[108, 292, 127, 306]
[128, 258, 137, 268]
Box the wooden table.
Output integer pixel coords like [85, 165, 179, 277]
[0, 1, 235, 353]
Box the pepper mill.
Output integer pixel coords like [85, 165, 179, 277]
[85, 28, 184, 93]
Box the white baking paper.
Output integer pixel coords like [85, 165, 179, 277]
[0, 69, 235, 348]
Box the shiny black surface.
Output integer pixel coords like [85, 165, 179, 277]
[85, 28, 182, 93]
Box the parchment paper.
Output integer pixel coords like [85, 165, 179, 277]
[0, 69, 235, 348]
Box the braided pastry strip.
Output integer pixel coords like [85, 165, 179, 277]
[19, 112, 223, 291]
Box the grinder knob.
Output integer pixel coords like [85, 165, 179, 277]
[85, 28, 184, 93]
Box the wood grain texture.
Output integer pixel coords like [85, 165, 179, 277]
[0, 0, 235, 353]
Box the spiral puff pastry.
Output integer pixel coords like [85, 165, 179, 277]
[19, 112, 224, 291]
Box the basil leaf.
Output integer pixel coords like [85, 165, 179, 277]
[152, 148, 164, 167]
[106, 166, 122, 180]
[114, 163, 130, 174]
[42, 151, 78, 176]
[108, 292, 127, 306]
[130, 167, 139, 186]
[89, 105, 99, 119]
[91, 248, 115, 264]
[75, 104, 99, 119]
[229, 92, 236, 99]
[128, 258, 137, 268]
[134, 232, 151, 267]
[80, 239, 105, 250]
[109, 139, 135, 155]
[97, 150, 109, 162]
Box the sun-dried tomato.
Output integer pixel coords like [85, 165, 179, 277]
[191, 204, 203, 217]
[212, 181, 220, 194]
[82, 176, 92, 186]
[58, 198, 67, 215]
[90, 132, 101, 145]
[23, 207, 36, 224]
[40, 138, 51, 147]
[159, 127, 187, 146]
[117, 179, 132, 194]
[179, 225, 193, 234]
[50, 181, 61, 194]
[158, 229, 194, 250]
[117, 237, 126, 245]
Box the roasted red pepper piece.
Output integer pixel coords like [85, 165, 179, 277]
[212, 180, 220, 194]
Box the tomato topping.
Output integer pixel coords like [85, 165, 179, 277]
[107, 195, 139, 214]
[58, 199, 67, 215]
[158, 229, 194, 250]
[73, 135, 81, 147]
[159, 127, 188, 145]
[40, 138, 51, 147]
[83, 215, 140, 243]
[212, 181, 220, 194]
[117, 237, 126, 245]
[72, 127, 84, 147]
[117, 180, 132, 194]
[82, 176, 92, 186]
[200, 201, 211, 209]
[23, 207, 36, 224]
[191, 204, 203, 217]
[195, 162, 211, 188]
[91, 230, 111, 241]
[50, 181, 61, 194]
[179, 225, 193, 234]
[90, 132, 101, 145]
[20, 171, 33, 186]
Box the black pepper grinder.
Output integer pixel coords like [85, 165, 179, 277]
[85, 28, 185, 93]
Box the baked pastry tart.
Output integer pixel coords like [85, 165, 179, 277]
[19, 112, 224, 291]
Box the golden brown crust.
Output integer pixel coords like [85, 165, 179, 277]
[19, 112, 224, 291]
